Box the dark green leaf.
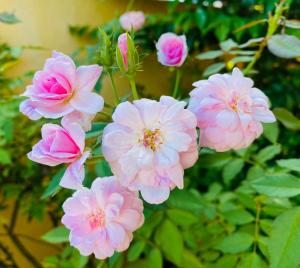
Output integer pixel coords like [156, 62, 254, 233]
[222, 159, 244, 184]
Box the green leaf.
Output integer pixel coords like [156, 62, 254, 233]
[127, 241, 146, 262]
[277, 159, 300, 172]
[203, 63, 226, 77]
[223, 208, 254, 225]
[255, 144, 281, 163]
[196, 50, 223, 60]
[215, 232, 254, 253]
[263, 122, 279, 143]
[198, 152, 232, 169]
[155, 219, 183, 266]
[222, 159, 244, 184]
[231, 56, 254, 64]
[246, 165, 265, 181]
[250, 173, 300, 197]
[269, 207, 300, 268]
[0, 149, 11, 165]
[267, 34, 300, 58]
[215, 255, 238, 268]
[195, 8, 206, 28]
[0, 12, 20, 24]
[41, 227, 69, 243]
[167, 209, 198, 227]
[220, 39, 238, 51]
[238, 253, 268, 268]
[148, 248, 163, 268]
[41, 168, 65, 199]
[273, 108, 300, 131]
[285, 19, 300, 29]
[180, 250, 203, 268]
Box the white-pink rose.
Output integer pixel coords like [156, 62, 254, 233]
[102, 96, 198, 204]
[28, 121, 89, 189]
[188, 67, 276, 152]
[156, 33, 188, 67]
[62, 176, 144, 259]
[117, 33, 128, 70]
[119, 11, 145, 31]
[20, 51, 104, 120]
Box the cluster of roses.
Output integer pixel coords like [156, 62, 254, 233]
[20, 11, 276, 260]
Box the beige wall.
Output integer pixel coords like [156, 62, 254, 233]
[0, 1, 170, 267]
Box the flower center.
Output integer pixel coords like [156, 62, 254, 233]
[88, 209, 105, 229]
[229, 96, 239, 112]
[142, 128, 163, 151]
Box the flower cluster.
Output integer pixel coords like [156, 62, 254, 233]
[21, 10, 276, 260]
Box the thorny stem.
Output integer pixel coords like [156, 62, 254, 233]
[253, 198, 262, 253]
[0, 241, 18, 268]
[108, 71, 120, 106]
[243, 0, 287, 75]
[129, 77, 139, 100]
[172, 68, 182, 98]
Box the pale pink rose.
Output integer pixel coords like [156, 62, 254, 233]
[20, 51, 104, 120]
[119, 11, 145, 31]
[28, 120, 89, 189]
[156, 33, 188, 67]
[102, 96, 198, 204]
[188, 67, 276, 152]
[117, 33, 128, 69]
[62, 111, 95, 132]
[62, 176, 144, 259]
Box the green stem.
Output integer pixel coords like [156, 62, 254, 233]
[172, 68, 182, 98]
[244, 0, 287, 75]
[129, 77, 139, 100]
[108, 71, 120, 105]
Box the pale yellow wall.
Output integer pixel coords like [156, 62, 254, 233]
[0, 1, 170, 267]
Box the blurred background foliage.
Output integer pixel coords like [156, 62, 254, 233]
[1, 0, 300, 267]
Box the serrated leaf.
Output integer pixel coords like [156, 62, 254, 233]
[222, 159, 244, 184]
[263, 122, 279, 143]
[155, 219, 183, 266]
[215, 232, 253, 253]
[273, 108, 300, 131]
[238, 253, 268, 268]
[255, 144, 281, 163]
[196, 50, 223, 60]
[41, 227, 69, 243]
[269, 207, 300, 268]
[181, 250, 203, 268]
[148, 248, 162, 268]
[277, 159, 300, 172]
[127, 241, 146, 262]
[167, 209, 198, 227]
[203, 62, 226, 77]
[267, 34, 300, 58]
[250, 173, 300, 197]
[223, 208, 254, 225]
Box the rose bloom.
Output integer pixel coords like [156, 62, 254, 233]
[20, 51, 104, 120]
[62, 111, 95, 132]
[117, 33, 128, 70]
[28, 120, 89, 189]
[102, 96, 198, 204]
[156, 33, 188, 67]
[119, 11, 145, 31]
[188, 67, 276, 152]
[62, 176, 144, 259]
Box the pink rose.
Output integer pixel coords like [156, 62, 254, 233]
[117, 33, 128, 70]
[20, 51, 104, 120]
[62, 111, 95, 132]
[119, 11, 145, 31]
[188, 67, 276, 152]
[156, 33, 188, 67]
[102, 96, 198, 204]
[28, 121, 89, 189]
[62, 176, 144, 259]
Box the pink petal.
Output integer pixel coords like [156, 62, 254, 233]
[140, 185, 170, 204]
[75, 65, 103, 92]
[70, 91, 104, 115]
[19, 99, 42, 120]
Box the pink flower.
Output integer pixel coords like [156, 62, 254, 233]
[28, 120, 89, 189]
[117, 33, 128, 70]
[62, 111, 95, 132]
[62, 176, 144, 259]
[20, 51, 104, 120]
[102, 96, 198, 204]
[156, 33, 188, 67]
[188, 67, 276, 152]
[119, 11, 145, 31]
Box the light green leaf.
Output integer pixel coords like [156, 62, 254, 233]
[269, 207, 300, 268]
[223, 208, 254, 225]
[180, 250, 203, 268]
[127, 241, 146, 262]
[155, 219, 183, 266]
[215, 232, 254, 253]
[41, 227, 69, 243]
[263, 122, 279, 143]
[215, 255, 238, 268]
[238, 253, 268, 268]
[246, 165, 265, 181]
[273, 108, 300, 131]
[222, 159, 244, 184]
[231, 56, 254, 64]
[220, 39, 238, 51]
[285, 19, 300, 29]
[250, 173, 300, 197]
[277, 159, 300, 172]
[196, 50, 223, 60]
[255, 144, 281, 163]
[0, 12, 20, 24]
[267, 34, 300, 58]
[203, 63, 226, 77]
[0, 149, 11, 165]
[148, 248, 162, 268]
[167, 209, 198, 227]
